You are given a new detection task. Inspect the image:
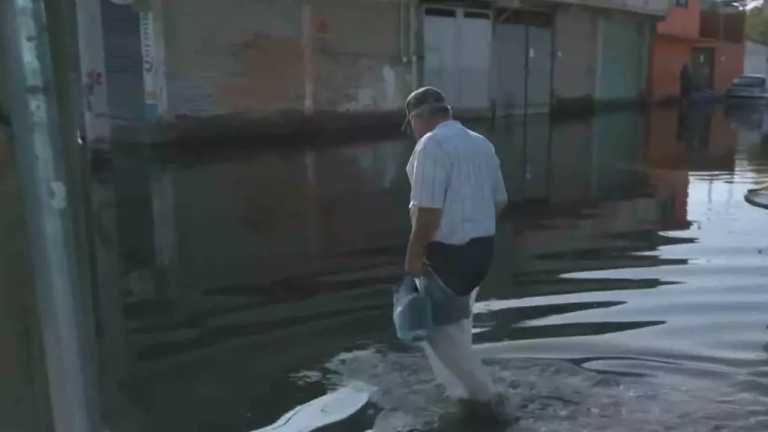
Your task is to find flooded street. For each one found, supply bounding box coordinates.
[91,104,768,431]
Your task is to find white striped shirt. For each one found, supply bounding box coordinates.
[406,120,508,245]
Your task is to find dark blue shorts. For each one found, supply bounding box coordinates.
[426,236,495,297]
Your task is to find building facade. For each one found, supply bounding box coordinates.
[650,0,745,101]
[86,0,674,139]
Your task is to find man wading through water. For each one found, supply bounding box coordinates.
[403,87,508,415]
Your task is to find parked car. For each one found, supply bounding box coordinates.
[726,75,768,99]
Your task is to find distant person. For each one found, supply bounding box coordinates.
[680,64,692,104]
[401,87,508,410]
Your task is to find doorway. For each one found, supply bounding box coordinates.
[690,47,715,91]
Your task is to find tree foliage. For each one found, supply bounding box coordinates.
[747,5,768,44]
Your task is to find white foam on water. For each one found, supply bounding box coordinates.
[312,348,768,432]
[252,383,372,432]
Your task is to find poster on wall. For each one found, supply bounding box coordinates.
[140,11,159,119]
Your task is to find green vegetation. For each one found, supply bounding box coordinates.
[747,5,768,44]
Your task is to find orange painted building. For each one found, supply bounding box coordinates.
[650,0,745,101]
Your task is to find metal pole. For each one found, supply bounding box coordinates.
[3,0,101,431]
[410,0,420,90]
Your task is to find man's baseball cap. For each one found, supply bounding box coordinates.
[402,87,450,131]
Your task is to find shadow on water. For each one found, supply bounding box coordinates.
[91,104,768,431]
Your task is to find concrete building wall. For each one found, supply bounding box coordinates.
[554,5,656,109]
[711,41,744,93]
[102,0,672,127]
[161,0,411,119]
[651,0,745,100]
[310,0,412,112]
[650,36,690,100]
[700,9,745,43]
[553,6,599,105]
[657,0,700,39]
[162,0,305,117]
[745,40,768,77]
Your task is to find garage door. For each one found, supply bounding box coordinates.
[424,7,491,111]
[495,10,553,115]
[598,16,648,101]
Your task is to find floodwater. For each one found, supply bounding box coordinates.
[97,104,768,432]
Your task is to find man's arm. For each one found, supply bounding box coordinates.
[406,136,448,274]
[405,207,442,275]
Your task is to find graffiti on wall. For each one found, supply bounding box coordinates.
[84,69,104,113]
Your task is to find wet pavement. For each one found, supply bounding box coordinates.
[80,104,768,430]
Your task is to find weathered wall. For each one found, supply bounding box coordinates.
[650,36,691,100]
[554,6,654,107]
[163,0,304,117]
[161,0,411,119]
[712,41,744,93]
[700,10,745,43]
[553,6,598,104]
[651,0,745,100]
[310,0,411,112]
[657,0,700,39]
[744,40,768,77]
[123,0,668,125]
[597,12,651,102]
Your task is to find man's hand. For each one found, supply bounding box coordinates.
[405,207,442,275]
[405,249,426,275]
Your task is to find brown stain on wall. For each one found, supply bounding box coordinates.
[217,34,306,113]
[309,0,402,111]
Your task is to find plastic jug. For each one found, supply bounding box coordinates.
[392,275,433,343]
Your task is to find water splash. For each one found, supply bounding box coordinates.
[251,382,372,432]
[308,348,768,432]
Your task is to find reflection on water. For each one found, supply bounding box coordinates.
[98,105,768,431]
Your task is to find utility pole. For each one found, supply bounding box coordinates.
[2,0,102,431]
